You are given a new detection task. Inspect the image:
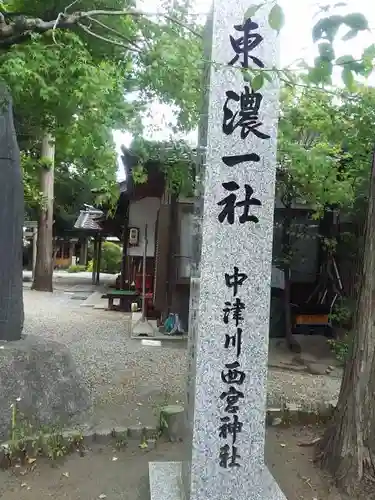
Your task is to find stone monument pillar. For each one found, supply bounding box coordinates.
[0,87,24,341]
[149,1,286,499]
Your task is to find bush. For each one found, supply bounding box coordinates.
[328,335,350,364]
[67,264,87,273]
[87,241,122,275]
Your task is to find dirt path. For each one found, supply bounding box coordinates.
[0,427,347,500]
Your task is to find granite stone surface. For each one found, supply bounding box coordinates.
[149,462,183,500]
[0,334,91,441]
[180,0,286,499]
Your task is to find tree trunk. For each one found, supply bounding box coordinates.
[31,133,55,292]
[319,152,375,493]
[281,205,300,352]
[0,87,24,341]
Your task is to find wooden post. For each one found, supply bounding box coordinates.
[32,227,37,279]
[92,236,98,285]
[96,236,102,285]
[120,199,130,290]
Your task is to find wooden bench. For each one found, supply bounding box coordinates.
[106,290,139,312]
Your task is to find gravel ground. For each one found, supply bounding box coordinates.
[23,287,341,430]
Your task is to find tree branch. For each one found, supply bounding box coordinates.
[0,9,202,46]
[77,21,135,50]
[85,16,142,52]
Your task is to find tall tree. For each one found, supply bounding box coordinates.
[0,0,202,341]
[0,29,130,290]
[276,86,354,349]
[0,0,201,293]
[313,87,375,492]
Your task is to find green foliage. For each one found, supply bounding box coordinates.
[303,7,372,87]
[0,25,132,210]
[328,301,354,364]
[268,4,285,33]
[130,137,195,195]
[67,264,87,273]
[100,241,122,274]
[278,86,355,214]
[135,1,203,130]
[0,0,205,215]
[88,241,122,274]
[328,336,350,364]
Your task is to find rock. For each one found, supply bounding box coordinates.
[159,405,184,442]
[127,426,143,440]
[265,408,282,426]
[146,438,157,450]
[306,362,330,376]
[288,336,301,354]
[0,335,91,441]
[271,417,283,426]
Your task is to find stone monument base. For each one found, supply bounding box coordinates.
[149,462,183,500]
[0,335,91,441]
[149,462,287,500]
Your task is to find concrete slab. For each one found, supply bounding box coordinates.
[80,292,107,308]
[149,462,182,500]
[132,319,157,337]
[132,334,187,341]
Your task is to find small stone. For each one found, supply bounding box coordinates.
[285,403,301,413]
[146,439,157,450]
[127,426,143,440]
[271,418,282,426]
[92,430,111,445]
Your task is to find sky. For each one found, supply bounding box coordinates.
[113,0,375,180]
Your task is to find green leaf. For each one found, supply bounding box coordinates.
[343,13,369,31]
[268,4,285,33]
[308,58,333,84]
[342,67,354,90]
[362,44,375,61]
[318,42,335,62]
[263,71,273,83]
[282,70,297,85]
[242,69,253,84]
[244,4,264,21]
[251,73,264,91]
[336,55,356,66]
[312,15,343,42]
[362,44,375,75]
[342,29,359,41]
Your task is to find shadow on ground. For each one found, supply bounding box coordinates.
[0,427,349,500]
